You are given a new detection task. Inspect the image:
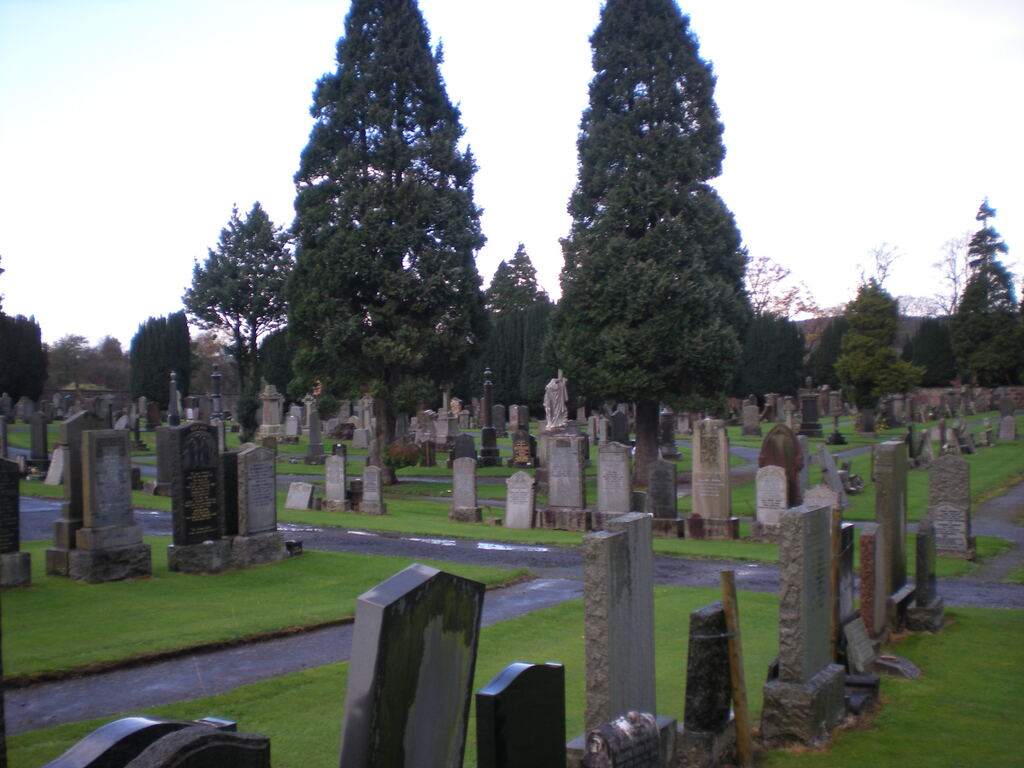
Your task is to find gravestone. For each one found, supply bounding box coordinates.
[285,481,315,510]
[284,414,299,438]
[761,504,845,746]
[757,423,802,507]
[339,564,484,768]
[859,523,888,639]
[924,453,974,557]
[753,465,787,540]
[998,414,1017,441]
[597,442,632,521]
[67,430,152,583]
[45,410,106,576]
[677,602,736,768]
[508,429,537,468]
[816,444,850,510]
[798,393,823,438]
[645,458,677,522]
[609,410,629,445]
[352,428,371,449]
[476,662,565,768]
[492,404,508,438]
[479,369,501,466]
[504,471,535,530]
[0,414,7,458]
[29,411,49,470]
[154,426,173,495]
[233,444,285,567]
[167,423,231,574]
[659,411,679,459]
[583,712,660,768]
[542,435,587,531]
[147,400,162,429]
[907,519,944,632]
[842,617,877,675]
[44,445,66,485]
[0,457,30,587]
[450,457,482,523]
[220,449,240,537]
[304,411,324,464]
[359,465,386,515]
[256,384,284,439]
[796,435,810,495]
[741,404,761,437]
[874,441,909,614]
[450,433,477,463]
[323,454,348,511]
[688,420,736,539]
[167,372,181,427]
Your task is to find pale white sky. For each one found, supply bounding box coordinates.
[1,0,1022,347]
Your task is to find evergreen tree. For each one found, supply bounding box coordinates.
[259,327,295,402]
[901,317,957,387]
[0,313,47,400]
[732,313,804,397]
[951,199,1022,384]
[288,0,486,482]
[183,202,292,402]
[549,0,748,482]
[129,312,191,407]
[806,316,849,389]
[485,243,546,314]
[835,281,923,408]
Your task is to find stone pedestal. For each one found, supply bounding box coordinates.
[760,664,845,746]
[676,718,736,768]
[231,531,287,568]
[0,551,31,587]
[906,597,945,633]
[537,507,590,531]
[449,506,482,523]
[68,542,152,584]
[167,539,233,574]
[566,715,677,768]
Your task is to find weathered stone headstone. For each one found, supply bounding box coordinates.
[167,423,230,574]
[842,617,876,675]
[583,711,660,768]
[359,465,386,515]
[543,435,587,531]
[816,444,850,510]
[924,453,974,557]
[741,404,761,437]
[352,428,371,449]
[67,429,152,583]
[659,411,679,459]
[761,504,845,746]
[677,602,736,767]
[492,403,508,438]
[597,442,632,519]
[998,414,1017,441]
[339,564,485,768]
[798,393,823,438]
[874,440,908,598]
[233,444,285,567]
[29,411,49,470]
[44,445,66,485]
[323,454,348,511]
[754,464,787,533]
[858,523,888,639]
[688,420,736,539]
[0,457,30,587]
[907,519,944,632]
[645,458,677,521]
[795,435,810,495]
[450,457,482,523]
[45,410,106,575]
[476,662,566,768]
[284,481,314,510]
[284,414,299,438]
[504,471,535,530]
[305,411,324,464]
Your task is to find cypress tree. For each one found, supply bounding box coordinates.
[288,0,486,482]
[549,0,748,482]
[129,312,191,407]
[903,317,957,387]
[732,313,804,397]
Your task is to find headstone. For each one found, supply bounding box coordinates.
[359,465,386,515]
[450,433,477,463]
[450,457,482,523]
[816,444,850,510]
[582,514,656,733]
[167,372,182,427]
[339,564,485,768]
[323,454,348,511]
[147,400,162,429]
[842,617,877,675]
[858,523,888,639]
[508,428,537,469]
[233,444,285,567]
[798,393,823,438]
[677,602,736,767]
[476,662,566,768]
[583,711,660,768]
[998,414,1017,441]
[609,410,629,445]
[155,426,173,494]
[0,457,31,587]
[29,411,49,468]
[45,410,106,576]
[597,442,632,518]
[761,504,845,746]
[689,420,736,539]
[256,384,284,439]
[285,481,315,510]
[284,414,299,438]
[504,471,535,529]
[645,458,677,520]
[545,435,587,530]
[741,404,761,437]
[659,411,679,459]
[44,445,66,485]
[68,430,152,582]
[907,520,945,632]
[759,423,801,499]
[305,411,324,464]
[754,465,787,527]
[874,440,908,596]
[924,453,974,557]
[492,404,507,437]
[795,435,810,495]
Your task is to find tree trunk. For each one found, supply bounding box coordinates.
[633,398,660,488]
[373,395,398,485]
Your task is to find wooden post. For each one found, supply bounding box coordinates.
[831,506,842,662]
[720,569,753,768]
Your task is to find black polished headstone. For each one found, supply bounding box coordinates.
[683,603,731,732]
[0,457,18,554]
[476,662,565,768]
[169,423,222,545]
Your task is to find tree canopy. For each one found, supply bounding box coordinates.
[288,0,486,479]
[183,202,292,398]
[901,317,957,387]
[0,313,47,401]
[548,0,748,480]
[806,315,849,390]
[485,243,546,314]
[731,312,804,397]
[835,280,922,408]
[129,312,191,407]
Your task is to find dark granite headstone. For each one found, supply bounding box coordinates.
[476,662,565,768]
[220,450,240,537]
[645,458,677,519]
[0,458,19,555]
[583,711,659,768]
[508,429,537,468]
[170,423,223,545]
[609,410,630,445]
[340,564,485,768]
[683,603,731,732]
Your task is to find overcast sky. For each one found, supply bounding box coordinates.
[1,0,1022,347]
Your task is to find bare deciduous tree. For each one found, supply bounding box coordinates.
[745,253,820,317]
[858,242,900,288]
[933,232,972,317]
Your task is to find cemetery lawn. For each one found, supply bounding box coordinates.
[9,596,1023,768]
[1,540,526,680]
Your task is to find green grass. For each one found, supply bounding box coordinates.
[1,539,525,679]
[10,597,1022,768]
[1006,567,1024,584]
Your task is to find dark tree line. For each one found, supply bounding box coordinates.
[129,311,191,408]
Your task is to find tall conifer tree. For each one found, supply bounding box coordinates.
[550,0,748,481]
[288,0,486,481]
